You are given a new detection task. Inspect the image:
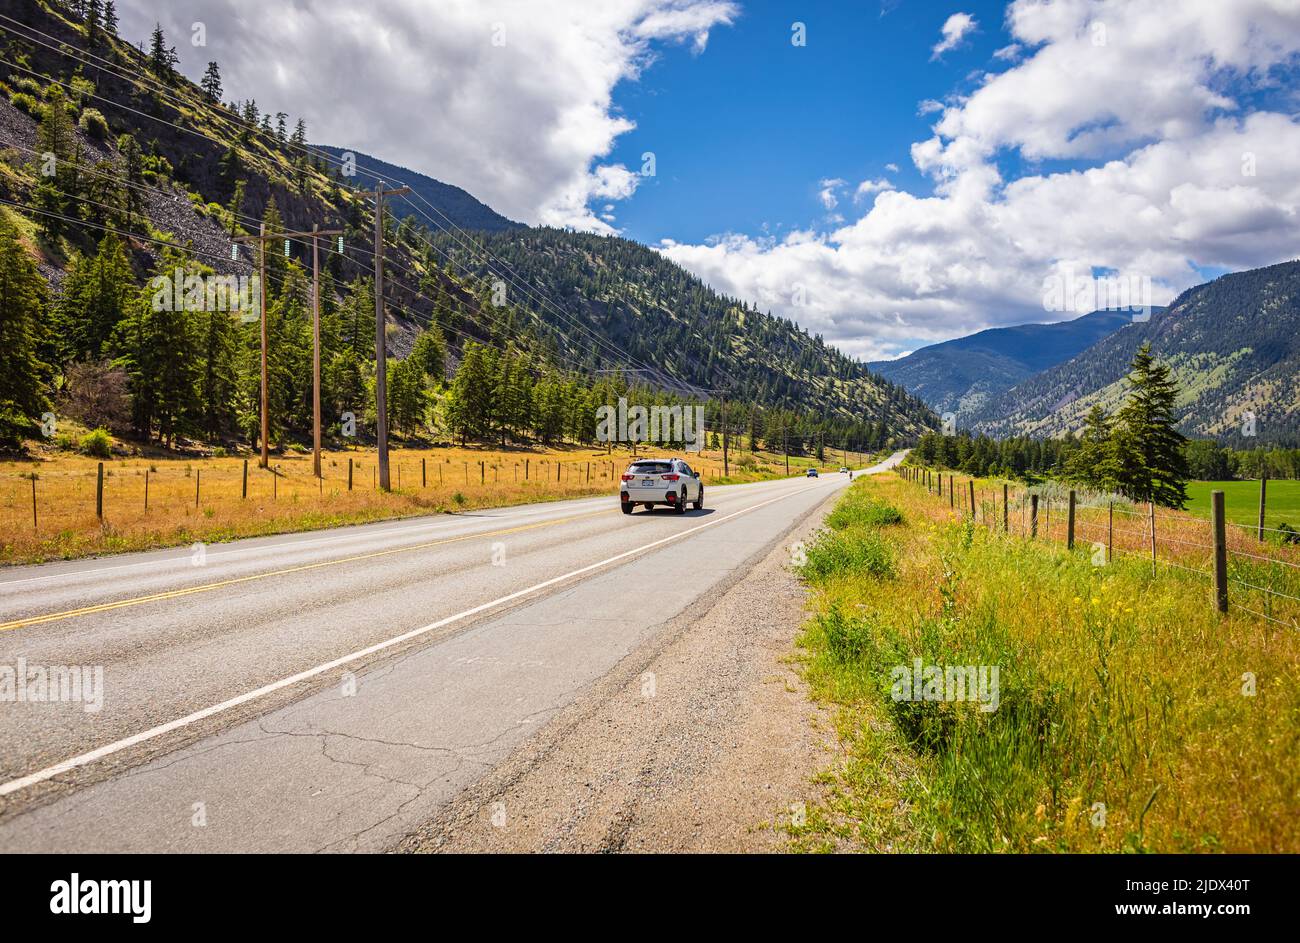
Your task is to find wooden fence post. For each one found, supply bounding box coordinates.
[1258,475,1267,542]
[195,469,201,508]
[1002,483,1008,532]
[31,476,37,531]
[242,459,248,499]
[969,479,975,519]
[526,459,530,480]
[1148,501,1157,576]
[422,458,427,488]
[96,462,104,520]
[1108,501,1113,562]
[1030,493,1038,538]
[145,469,150,510]
[347,457,353,491]
[1067,489,1076,550]
[949,476,954,509]
[1212,490,1228,613]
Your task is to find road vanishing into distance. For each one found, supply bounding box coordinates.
[0,451,906,852]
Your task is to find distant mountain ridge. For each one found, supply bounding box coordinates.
[869,308,1141,417]
[966,260,1300,444]
[315,145,523,233]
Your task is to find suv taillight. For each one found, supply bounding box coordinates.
[620,473,634,481]
[663,473,680,481]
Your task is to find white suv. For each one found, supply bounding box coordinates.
[620,458,703,514]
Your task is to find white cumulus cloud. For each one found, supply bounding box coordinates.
[116,0,738,234]
[660,0,1300,361]
[932,12,978,60]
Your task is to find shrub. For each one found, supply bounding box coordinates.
[801,527,894,581]
[78,108,109,140]
[9,92,39,117]
[13,77,41,96]
[816,604,878,665]
[827,496,903,530]
[79,427,112,458]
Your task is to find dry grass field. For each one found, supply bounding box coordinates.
[0,439,868,564]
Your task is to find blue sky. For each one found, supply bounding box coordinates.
[609,0,1008,245]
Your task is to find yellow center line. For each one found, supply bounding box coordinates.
[0,508,614,633]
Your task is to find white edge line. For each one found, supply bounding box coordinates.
[0,479,835,798]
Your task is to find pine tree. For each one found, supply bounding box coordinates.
[1064,404,1120,493]
[0,217,52,451]
[201,62,223,102]
[147,24,178,82]
[103,1,118,35]
[58,233,134,362]
[33,86,78,241]
[86,0,103,45]
[117,133,144,224]
[111,257,201,446]
[409,325,446,384]
[444,342,493,443]
[197,302,240,440]
[1112,343,1190,508]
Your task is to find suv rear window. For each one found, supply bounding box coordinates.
[629,462,672,475]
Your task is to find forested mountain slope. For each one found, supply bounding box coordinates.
[869,308,1140,417]
[0,0,935,454]
[968,261,1300,445]
[314,145,523,234]
[425,226,934,434]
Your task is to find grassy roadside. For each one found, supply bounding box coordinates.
[789,474,1300,853]
[0,442,873,565]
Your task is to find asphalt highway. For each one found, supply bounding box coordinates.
[0,451,905,851]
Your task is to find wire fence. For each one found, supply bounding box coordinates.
[897,464,1300,630]
[0,445,865,559]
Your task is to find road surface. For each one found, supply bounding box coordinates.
[0,451,905,852]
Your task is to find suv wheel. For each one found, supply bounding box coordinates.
[676,489,687,514]
[693,486,704,510]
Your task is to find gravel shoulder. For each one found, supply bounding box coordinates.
[397,484,846,853]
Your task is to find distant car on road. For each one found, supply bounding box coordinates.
[806,467,819,478]
[620,458,703,514]
[839,466,849,474]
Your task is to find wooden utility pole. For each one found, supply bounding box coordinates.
[235,222,340,471]
[721,399,729,477]
[310,224,342,478]
[245,223,269,467]
[358,182,410,491]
